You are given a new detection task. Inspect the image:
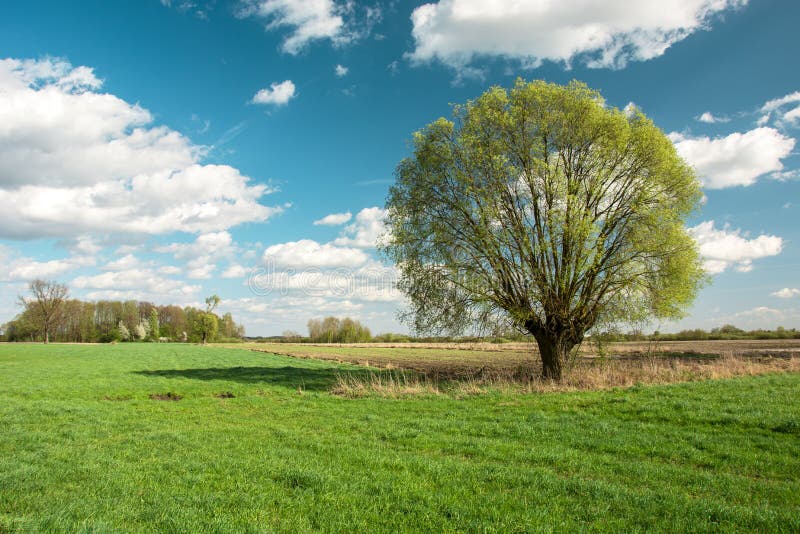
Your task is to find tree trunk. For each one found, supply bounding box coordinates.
[533,333,576,382]
[44,329,49,344]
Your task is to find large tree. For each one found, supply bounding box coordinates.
[383,79,704,381]
[20,279,69,344]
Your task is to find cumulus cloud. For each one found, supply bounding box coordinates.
[156,231,235,260]
[733,306,783,320]
[155,231,239,279]
[313,211,351,225]
[772,288,800,298]
[670,127,795,188]
[697,111,729,123]
[249,258,402,304]
[0,57,283,239]
[335,64,348,77]
[333,207,388,248]
[407,0,746,71]
[222,264,249,278]
[263,239,368,269]
[251,207,403,312]
[72,267,200,302]
[238,0,346,54]
[159,265,183,275]
[64,236,104,256]
[237,1,382,54]
[251,80,296,105]
[103,254,143,271]
[760,91,800,126]
[7,259,79,282]
[689,220,782,274]
[0,244,93,282]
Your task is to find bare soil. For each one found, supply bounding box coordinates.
[149,392,182,401]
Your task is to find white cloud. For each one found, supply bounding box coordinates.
[64,236,104,256]
[0,57,283,239]
[697,111,729,123]
[251,80,296,105]
[0,165,284,238]
[222,264,249,278]
[733,306,783,319]
[156,231,235,260]
[670,127,795,188]
[72,268,200,301]
[689,220,783,274]
[103,254,142,271]
[238,0,345,54]
[772,169,800,181]
[407,0,746,71]
[115,244,143,255]
[155,231,243,280]
[159,265,183,275]
[335,64,348,77]
[333,206,387,248]
[313,211,351,225]
[762,92,800,113]
[7,260,78,281]
[0,244,92,282]
[784,106,800,124]
[263,239,368,268]
[0,58,193,189]
[248,259,402,303]
[760,91,800,125]
[772,288,800,299]
[187,263,216,279]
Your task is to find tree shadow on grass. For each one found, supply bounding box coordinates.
[134,366,374,392]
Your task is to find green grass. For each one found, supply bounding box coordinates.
[0,343,798,532]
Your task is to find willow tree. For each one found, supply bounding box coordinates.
[382,79,704,381]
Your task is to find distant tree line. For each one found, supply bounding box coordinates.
[0,280,244,343]
[256,324,800,345]
[306,317,372,343]
[594,324,800,342]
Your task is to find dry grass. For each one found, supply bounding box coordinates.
[331,352,800,398]
[231,339,800,380]
[224,339,800,397]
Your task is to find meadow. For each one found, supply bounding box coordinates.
[1,342,799,532]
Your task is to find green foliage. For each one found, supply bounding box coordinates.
[205,294,221,313]
[635,326,800,342]
[0,343,798,531]
[148,308,160,341]
[192,312,219,344]
[307,316,372,343]
[384,79,705,379]
[3,297,243,343]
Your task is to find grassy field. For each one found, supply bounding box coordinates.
[1,342,799,532]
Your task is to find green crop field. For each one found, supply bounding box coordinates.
[1,342,799,532]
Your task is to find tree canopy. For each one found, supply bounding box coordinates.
[5,289,244,344]
[18,279,69,344]
[383,79,705,380]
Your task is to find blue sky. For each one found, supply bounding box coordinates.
[0,0,799,335]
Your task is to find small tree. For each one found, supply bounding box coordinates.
[205,294,220,313]
[118,321,131,341]
[148,309,160,340]
[19,279,69,343]
[383,79,704,381]
[193,313,218,344]
[133,321,148,341]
